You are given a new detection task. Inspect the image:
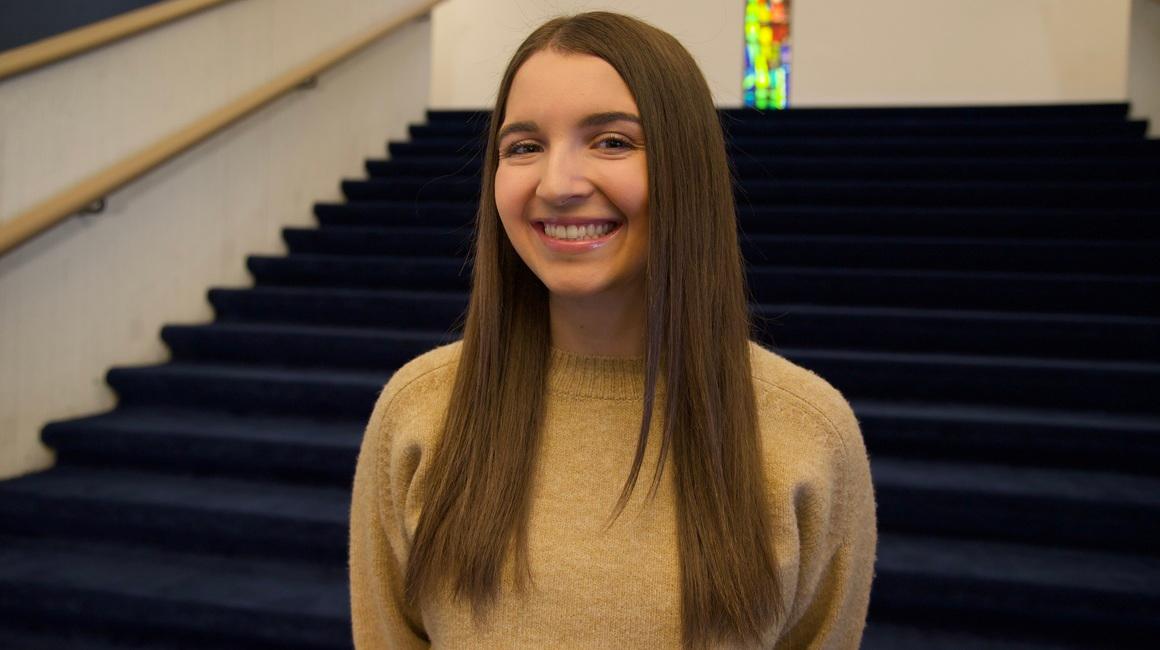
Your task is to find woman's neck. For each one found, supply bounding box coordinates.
[548,286,646,358]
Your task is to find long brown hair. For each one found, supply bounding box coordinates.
[404,12,784,649]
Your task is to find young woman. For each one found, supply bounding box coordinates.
[350,11,877,650]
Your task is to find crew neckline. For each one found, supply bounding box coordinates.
[547,346,662,400]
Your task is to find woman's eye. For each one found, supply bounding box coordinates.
[500,136,636,158]
[596,136,632,150]
[501,142,540,157]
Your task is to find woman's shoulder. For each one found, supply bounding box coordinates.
[746,339,861,453]
[375,339,464,417]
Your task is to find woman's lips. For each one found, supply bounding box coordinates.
[533,221,623,253]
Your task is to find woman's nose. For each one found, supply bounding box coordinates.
[535,146,594,206]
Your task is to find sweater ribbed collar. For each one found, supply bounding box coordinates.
[547,346,663,400]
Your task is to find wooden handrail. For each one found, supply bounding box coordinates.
[0,0,440,258]
[0,0,238,82]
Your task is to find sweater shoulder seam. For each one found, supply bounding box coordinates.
[751,373,855,544]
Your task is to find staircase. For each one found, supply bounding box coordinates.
[1,103,1158,649]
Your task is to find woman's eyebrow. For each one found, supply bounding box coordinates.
[497,112,642,141]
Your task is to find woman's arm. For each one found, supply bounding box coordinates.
[349,385,432,649]
[776,397,879,650]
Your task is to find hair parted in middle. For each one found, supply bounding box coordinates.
[403,12,786,650]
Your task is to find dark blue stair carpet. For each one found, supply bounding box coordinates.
[0,534,348,649]
[314,202,1160,239]
[3,102,1158,647]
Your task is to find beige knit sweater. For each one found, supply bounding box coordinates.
[349,340,877,649]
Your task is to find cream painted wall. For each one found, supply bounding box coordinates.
[792,0,1131,106]
[429,0,745,109]
[1129,0,1160,135]
[428,0,1133,109]
[0,0,432,479]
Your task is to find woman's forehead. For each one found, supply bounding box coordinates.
[503,50,639,126]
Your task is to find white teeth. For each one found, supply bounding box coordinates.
[543,222,615,241]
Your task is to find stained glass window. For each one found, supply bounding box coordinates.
[743,0,791,110]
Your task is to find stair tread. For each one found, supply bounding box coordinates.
[0,534,348,618]
[165,320,451,342]
[233,263,1160,283]
[851,399,1160,432]
[783,346,1160,373]
[871,456,1160,506]
[168,320,1160,368]
[285,226,1160,248]
[223,278,1160,327]
[0,466,350,522]
[109,360,392,384]
[877,532,1160,595]
[861,622,1081,650]
[52,403,361,443]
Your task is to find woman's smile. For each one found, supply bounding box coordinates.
[533,218,625,251]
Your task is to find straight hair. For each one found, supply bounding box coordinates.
[404,12,784,649]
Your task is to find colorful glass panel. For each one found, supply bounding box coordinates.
[744,0,791,110]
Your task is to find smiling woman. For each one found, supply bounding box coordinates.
[349,11,877,650]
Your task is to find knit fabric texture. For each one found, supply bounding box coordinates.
[349,339,877,649]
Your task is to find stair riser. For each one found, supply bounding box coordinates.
[749,270,1160,317]
[0,587,348,650]
[370,157,1160,182]
[42,424,357,486]
[314,202,1160,239]
[233,268,1160,317]
[106,367,384,419]
[209,289,466,330]
[341,178,1160,208]
[861,413,1160,475]
[162,325,447,370]
[870,573,1160,646]
[389,139,1160,159]
[0,497,345,564]
[876,488,1160,554]
[162,316,1160,376]
[410,120,1149,140]
[428,105,1133,123]
[282,229,1160,275]
[804,355,1160,416]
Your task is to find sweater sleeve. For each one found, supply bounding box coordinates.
[349,382,431,649]
[775,394,878,650]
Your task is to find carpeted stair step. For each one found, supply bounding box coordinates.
[859,622,1083,650]
[853,399,1160,475]
[42,407,362,484]
[188,288,1160,364]
[0,534,349,649]
[209,285,466,329]
[314,201,1160,240]
[249,254,469,291]
[388,135,1160,159]
[0,621,191,650]
[0,467,349,563]
[340,176,1160,208]
[162,321,451,369]
[871,532,1160,647]
[225,265,1160,318]
[792,347,1160,415]
[743,267,1160,316]
[368,154,1160,181]
[283,225,473,259]
[282,228,1160,275]
[426,102,1135,124]
[409,117,1149,140]
[872,457,1160,554]
[106,361,388,418]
